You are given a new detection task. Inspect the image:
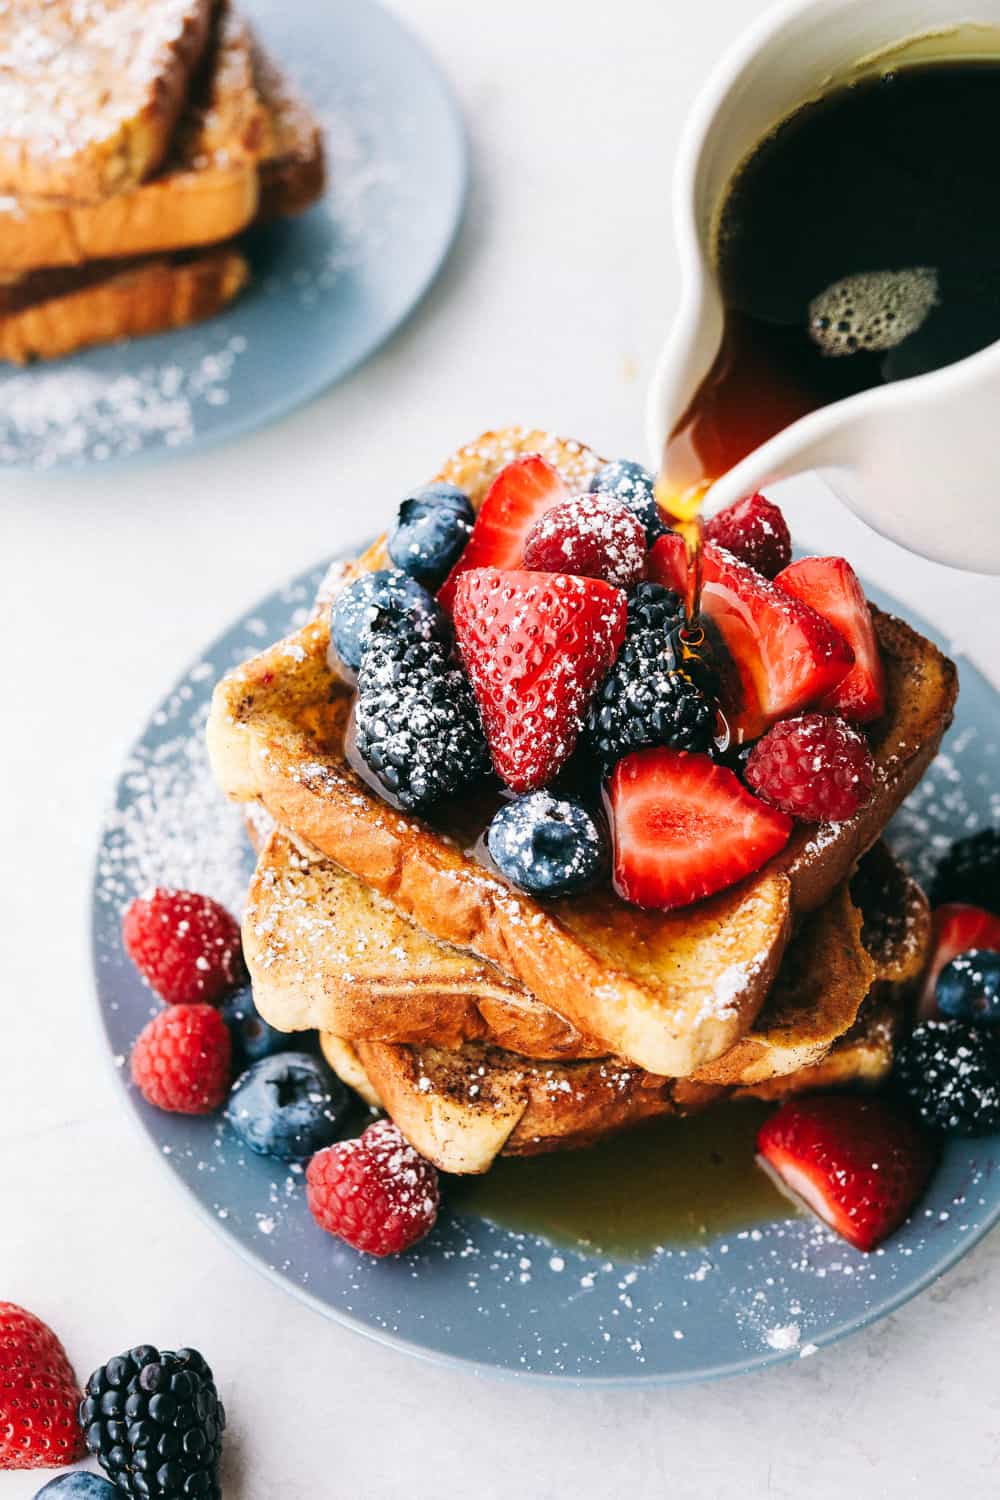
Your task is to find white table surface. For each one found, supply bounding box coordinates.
[3,1,999,1495]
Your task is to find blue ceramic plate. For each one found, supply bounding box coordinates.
[91,562,1000,1384]
[0,0,466,473]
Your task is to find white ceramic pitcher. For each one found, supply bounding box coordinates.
[646,0,1000,572]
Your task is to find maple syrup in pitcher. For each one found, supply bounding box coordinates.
[655,56,1000,604]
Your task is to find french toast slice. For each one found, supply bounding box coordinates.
[0,0,215,203]
[0,246,248,363]
[0,5,264,272]
[208,428,956,1078]
[318,847,928,1171]
[252,44,326,221]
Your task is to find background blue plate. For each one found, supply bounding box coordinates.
[0,0,466,473]
[91,562,1000,1384]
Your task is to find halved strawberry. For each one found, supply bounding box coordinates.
[648,533,854,740]
[452,568,627,792]
[756,1095,935,1252]
[777,556,886,722]
[607,747,792,910]
[437,455,568,611]
[918,902,1000,1018]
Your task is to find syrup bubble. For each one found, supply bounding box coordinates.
[807,267,939,357]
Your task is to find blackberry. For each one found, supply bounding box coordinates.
[80,1345,224,1500]
[355,628,489,811]
[894,1019,1000,1136]
[587,584,712,768]
[930,828,1000,915]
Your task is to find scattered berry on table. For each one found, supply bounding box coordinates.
[744,712,875,822]
[328,569,447,673]
[452,567,627,792]
[131,1004,231,1115]
[704,491,791,578]
[121,889,245,1007]
[756,1095,935,1252]
[608,747,792,910]
[0,1303,85,1470]
[487,792,606,897]
[221,989,296,1068]
[387,483,474,589]
[894,1019,1000,1136]
[777,554,886,721]
[306,1118,441,1256]
[354,627,490,811]
[930,828,1000,915]
[437,454,569,610]
[587,584,712,767]
[80,1345,224,1500]
[589,458,667,542]
[522,492,646,588]
[33,1476,118,1497]
[935,949,1000,1025]
[919,902,1000,1018]
[649,533,855,740]
[227,1052,350,1161]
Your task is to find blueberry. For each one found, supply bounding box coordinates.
[936,949,1000,1024]
[226,1052,350,1161]
[33,1476,119,1499]
[222,989,299,1067]
[328,569,447,673]
[486,793,606,898]
[590,459,667,542]
[387,483,474,589]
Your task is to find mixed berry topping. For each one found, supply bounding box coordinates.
[387,482,474,589]
[306,1118,441,1256]
[776,554,886,722]
[226,1052,351,1161]
[936,949,1000,1025]
[486,792,606,898]
[930,827,1000,914]
[354,627,490,811]
[895,1019,1000,1136]
[522,492,646,588]
[588,457,667,542]
[438,453,569,609]
[329,568,446,674]
[919,901,1000,1017]
[80,1345,224,1500]
[704,490,792,578]
[744,712,875,823]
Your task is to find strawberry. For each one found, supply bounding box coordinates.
[452,568,627,792]
[918,902,1000,1018]
[0,1302,86,1470]
[703,491,791,578]
[437,455,568,611]
[777,555,886,722]
[756,1095,935,1252]
[648,533,854,740]
[607,747,792,910]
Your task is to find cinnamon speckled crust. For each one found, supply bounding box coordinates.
[209,429,954,1078]
[0,246,247,363]
[0,0,215,203]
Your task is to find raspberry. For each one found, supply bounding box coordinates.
[122,888,246,1005]
[0,1302,86,1470]
[744,712,875,822]
[306,1119,440,1256]
[131,1004,231,1114]
[522,493,646,588]
[704,492,792,578]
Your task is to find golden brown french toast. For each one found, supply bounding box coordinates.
[0,0,216,203]
[208,428,955,1078]
[0,246,248,363]
[252,43,325,221]
[318,847,928,1172]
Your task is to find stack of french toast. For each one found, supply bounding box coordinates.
[207,428,957,1175]
[0,0,324,363]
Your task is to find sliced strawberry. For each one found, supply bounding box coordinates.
[918,902,1000,1018]
[607,747,792,910]
[437,455,569,611]
[648,533,854,740]
[777,555,886,722]
[756,1095,935,1252]
[452,568,627,792]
